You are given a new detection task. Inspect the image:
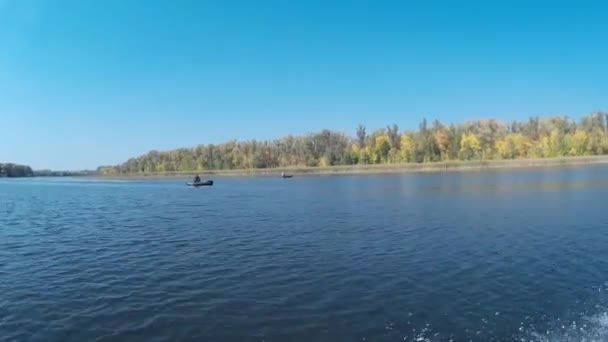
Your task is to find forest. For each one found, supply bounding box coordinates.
[0,163,34,177]
[97,113,608,175]
[33,170,95,177]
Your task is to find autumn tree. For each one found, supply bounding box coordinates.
[98,112,608,174]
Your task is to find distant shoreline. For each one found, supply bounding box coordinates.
[95,155,608,179]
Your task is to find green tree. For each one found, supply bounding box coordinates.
[356,125,367,148]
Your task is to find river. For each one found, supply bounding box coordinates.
[2,165,608,341]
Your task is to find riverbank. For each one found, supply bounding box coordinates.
[0,163,34,178]
[96,155,608,179]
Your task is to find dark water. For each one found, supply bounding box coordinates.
[2,166,608,342]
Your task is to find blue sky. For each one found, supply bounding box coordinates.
[1,0,607,170]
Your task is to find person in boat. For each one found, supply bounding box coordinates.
[281,172,285,178]
[193,174,201,183]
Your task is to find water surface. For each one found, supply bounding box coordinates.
[2,166,608,341]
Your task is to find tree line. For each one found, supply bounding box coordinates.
[97,112,608,175]
[33,170,95,177]
[0,163,34,177]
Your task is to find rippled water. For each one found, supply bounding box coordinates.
[2,166,608,341]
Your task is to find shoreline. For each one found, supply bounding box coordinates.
[95,155,608,179]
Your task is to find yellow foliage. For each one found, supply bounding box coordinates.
[399,135,411,151]
[495,133,532,159]
[318,156,330,167]
[563,129,588,156]
[461,133,481,150]
[375,135,390,147]
[388,148,400,163]
[373,134,391,163]
[573,129,588,155]
[602,134,608,153]
[547,130,563,156]
[540,136,552,157]
[459,133,481,160]
[358,147,372,164]
[587,128,605,154]
[528,141,543,159]
[495,139,509,159]
[399,135,413,162]
[513,133,531,157]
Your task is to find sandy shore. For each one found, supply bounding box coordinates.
[95,155,608,179]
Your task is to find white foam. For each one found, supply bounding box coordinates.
[396,309,608,342]
[522,311,608,342]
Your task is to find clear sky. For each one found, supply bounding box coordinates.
[1,0,607,170]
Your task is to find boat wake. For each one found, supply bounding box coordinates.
[522,312,608,342]
[397,310,608,342]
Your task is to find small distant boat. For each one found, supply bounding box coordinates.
[280,173,293,178]
[186,180,214,187]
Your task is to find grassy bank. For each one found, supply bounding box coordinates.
[97,155,608,179]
